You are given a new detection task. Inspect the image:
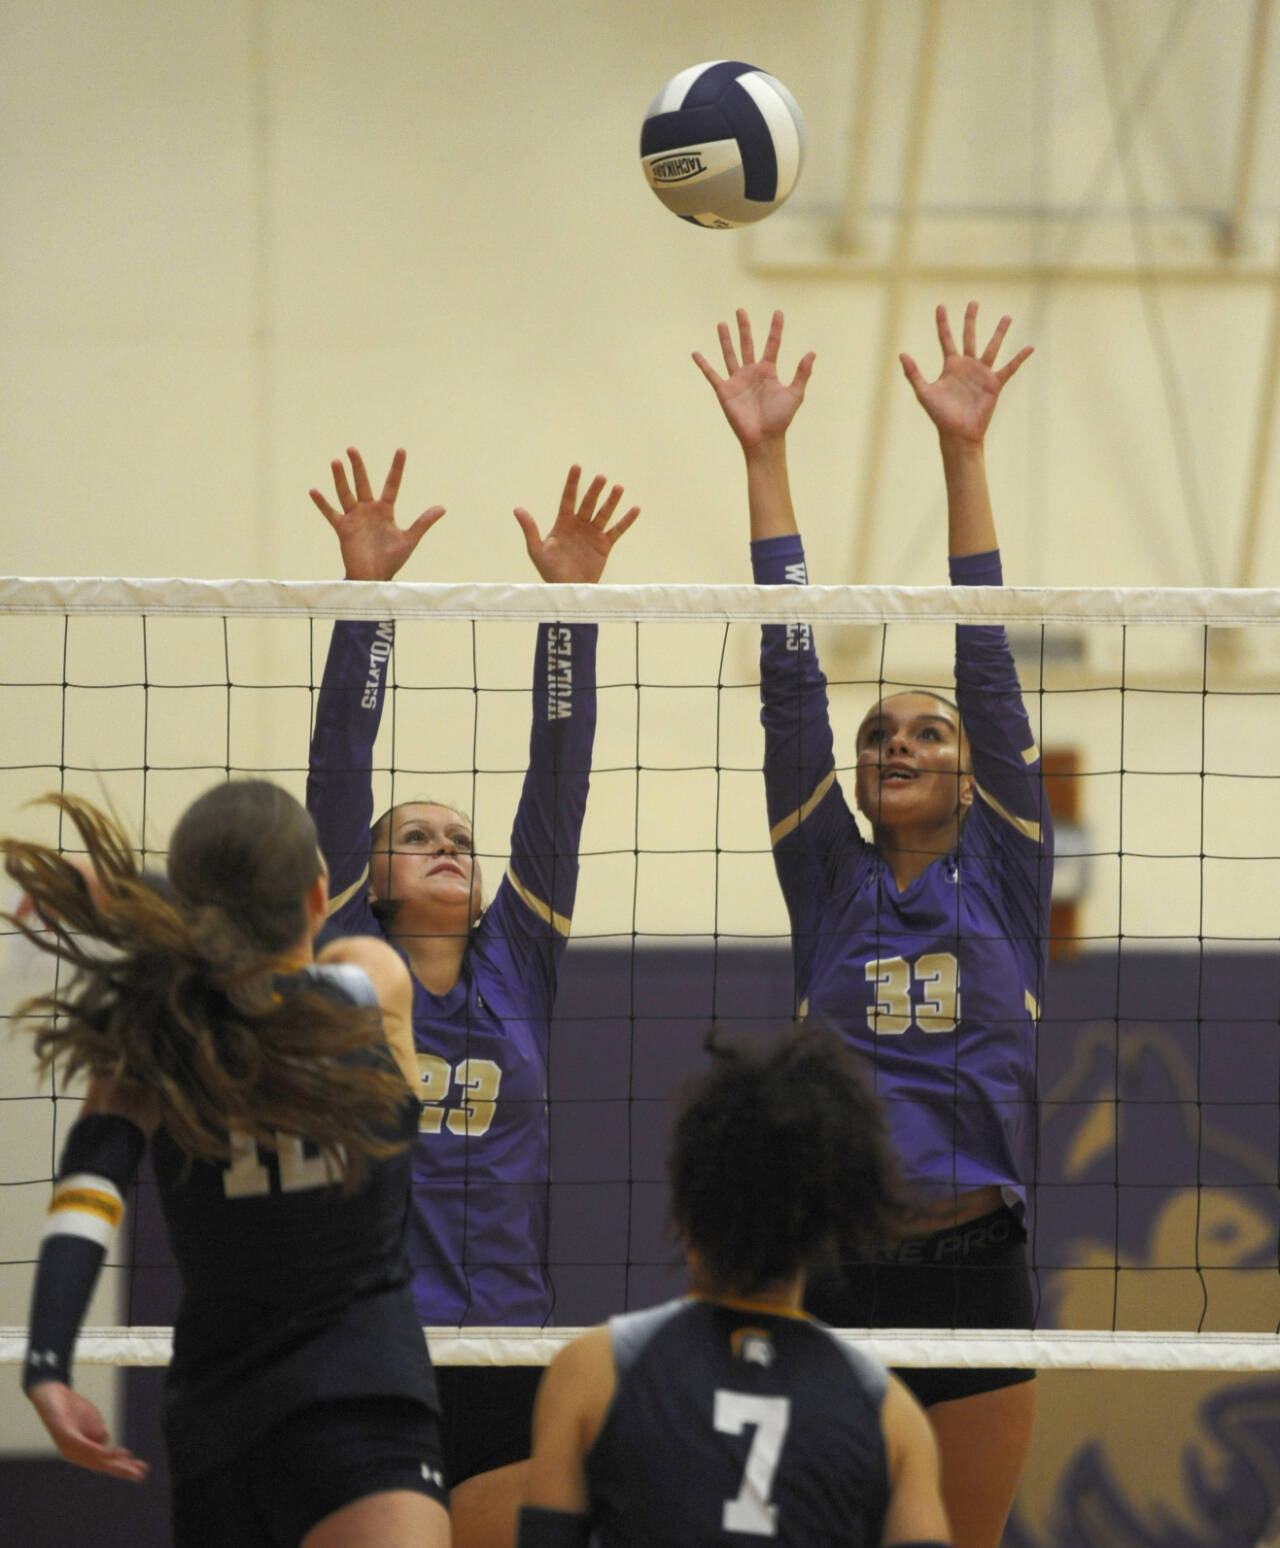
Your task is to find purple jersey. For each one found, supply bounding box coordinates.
[307,619,596,1325]
[752,536,1052,1213]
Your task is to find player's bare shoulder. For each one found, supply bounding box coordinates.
[532,1324,617,1460]
[318,933,410,997]
[316,935,416,1086]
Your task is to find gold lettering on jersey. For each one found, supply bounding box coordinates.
[417,1054,452,1135]
[447,1058,501,1137]
[866,953,960,1035]
[417,1053,503,1139]
[865,956,912,1035]
[915,952,959,1033]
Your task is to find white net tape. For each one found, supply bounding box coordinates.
[3,574,1280,624]
[2,1327,1279,1371]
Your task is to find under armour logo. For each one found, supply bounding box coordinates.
[421,1462,445,1488]
[28,1349,60,1370]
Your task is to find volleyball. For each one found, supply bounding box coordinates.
[640,60,806,229]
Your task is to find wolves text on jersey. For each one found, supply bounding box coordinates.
[361,622,395,710]
[546,626,573,721]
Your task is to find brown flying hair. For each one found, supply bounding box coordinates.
[3,782,411,1188]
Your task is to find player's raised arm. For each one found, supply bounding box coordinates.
[693,307,815,541]
[306,446,448,938]
[899,301,1032,558]
[494,464,639,985]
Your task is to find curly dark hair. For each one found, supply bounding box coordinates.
[669,1022,905,1296]
[4,783,411,1188]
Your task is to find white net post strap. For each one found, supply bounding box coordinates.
[3,1328,1280,1371]
[2,575,1280,625]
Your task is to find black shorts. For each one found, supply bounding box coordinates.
[170,1396,447,1548]
[804,1207,1035,1408]
[435,1364,542,1487]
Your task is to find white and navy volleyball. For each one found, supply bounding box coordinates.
[640,60,806,229]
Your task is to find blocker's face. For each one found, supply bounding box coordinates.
[853,693,973,832]
[369,803,483,925]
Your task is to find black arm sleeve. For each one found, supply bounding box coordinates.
[516,1506,593,1548]
[23,1113,146,1392]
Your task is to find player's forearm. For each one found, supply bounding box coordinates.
[940,435,998,558]
[751,536,838,840]
[307,621,388,857]
[25,1112,146,1393]
[310,621,392,773]
[744,438,799,541]
[529,623,596,740]
[512,623,596,925]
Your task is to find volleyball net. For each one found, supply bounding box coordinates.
[2,575,1279,1373]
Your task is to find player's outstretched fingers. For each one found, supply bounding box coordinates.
[379,448,408,505]
[996,344,1035,385]
[962,299,979,356]
[761,308,786,365]
[347,447,374,504]
[717,319,741,375]
[790,350,816,394]
[605,504,641,546]
[736,308,757,366]
[574,474,608,524]
[935,303,958,360]
[981,313,1012,366]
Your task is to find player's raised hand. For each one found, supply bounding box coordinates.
[899,302,1033,446]
[27,1382,150,1482]
[514,465,640,584]
[310,447,446,582]
[693,308,815,452]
